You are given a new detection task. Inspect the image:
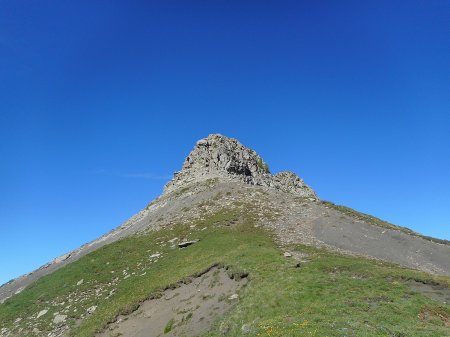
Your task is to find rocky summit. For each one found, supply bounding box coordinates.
[164,134,317,198]
[1,134,449,337]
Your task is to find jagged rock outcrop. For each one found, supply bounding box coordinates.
[164,134,317,198]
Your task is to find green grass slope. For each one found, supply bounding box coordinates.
[1,208,449,337]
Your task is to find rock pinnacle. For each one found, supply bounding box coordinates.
[164,134,317,198]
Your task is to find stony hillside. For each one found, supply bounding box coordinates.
[1,134,449,337]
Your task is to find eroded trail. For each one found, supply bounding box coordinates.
[96,266,248,337]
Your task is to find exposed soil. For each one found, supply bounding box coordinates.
[310,202,450,275]
[96,266,248,337]
[406,279,450,305]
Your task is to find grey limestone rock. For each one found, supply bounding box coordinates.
[178,240,199,248]
[36,309,48,319]
[53,314,67,325]
[86,305,97,315]
[164,134,317,198]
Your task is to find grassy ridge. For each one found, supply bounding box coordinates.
[0,209,449,336]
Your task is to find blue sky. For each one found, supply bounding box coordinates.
[0,1,449,285]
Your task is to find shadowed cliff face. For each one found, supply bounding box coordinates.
[164,134,317,198]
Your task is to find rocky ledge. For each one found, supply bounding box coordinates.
[164,134,317,198]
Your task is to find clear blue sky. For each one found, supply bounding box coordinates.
[0,1,449,285]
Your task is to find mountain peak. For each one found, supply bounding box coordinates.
[164,134,317,198]
[185,134,270,176]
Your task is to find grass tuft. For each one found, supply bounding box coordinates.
[164,318,175,333]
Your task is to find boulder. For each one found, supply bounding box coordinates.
[178,240,199,248]
[53,314,67,324]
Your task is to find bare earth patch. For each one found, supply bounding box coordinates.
[96,266,248,337]
[406,279,450,305]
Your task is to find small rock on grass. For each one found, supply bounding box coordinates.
[178,240,199,248]
[86,306,97,315]
[53,314,67,324]
[228,294,239,300]
[36,309,48,319]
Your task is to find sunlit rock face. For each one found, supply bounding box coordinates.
[164,134,317,198]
